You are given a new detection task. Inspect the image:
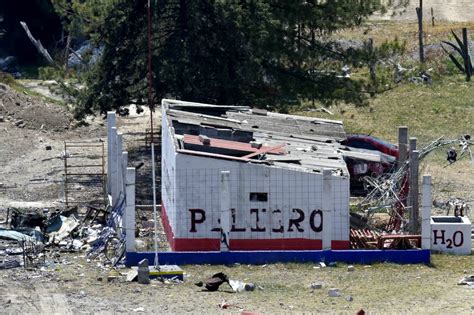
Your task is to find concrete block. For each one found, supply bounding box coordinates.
[431,216,472,255]
[137,259,150,284]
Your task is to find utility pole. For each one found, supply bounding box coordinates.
[416,0,424,63]
[147,0,154,144]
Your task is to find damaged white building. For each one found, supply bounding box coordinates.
[161,99,354,251]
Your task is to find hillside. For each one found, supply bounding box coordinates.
[377,0,474,22]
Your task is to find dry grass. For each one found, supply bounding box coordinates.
[4,253,473,314]
[335,21,474,53]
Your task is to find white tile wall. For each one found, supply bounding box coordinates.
[162,108,349,246]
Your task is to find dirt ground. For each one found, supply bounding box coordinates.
[1,254,474,314]
[1,83,474,314]
[377,0,474,22]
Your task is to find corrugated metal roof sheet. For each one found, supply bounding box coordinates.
[162,99,349,175]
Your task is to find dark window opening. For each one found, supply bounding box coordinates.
[250,192,268,202]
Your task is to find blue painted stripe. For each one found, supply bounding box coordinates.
[126,249,430,266]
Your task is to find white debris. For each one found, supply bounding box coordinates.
[328,288,341,297]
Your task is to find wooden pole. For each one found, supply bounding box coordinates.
[462,28,472,81]
[368,38,376,82]
[431,7,435,27]
[416,0,424,63]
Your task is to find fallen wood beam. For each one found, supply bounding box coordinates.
[242,143,286,159]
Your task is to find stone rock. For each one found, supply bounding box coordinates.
[137,259,150,285]
[310,282,322,290]
[45,145,52,150]
[244,283,255,291]
[348,265,355,272]
[14,119,23,126]
[0,116,4,122]
[345,295,353,302]
[328,288,341,297]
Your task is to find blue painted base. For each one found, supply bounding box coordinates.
[126,249,430,266]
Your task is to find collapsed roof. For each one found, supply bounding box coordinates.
[162,99,392,176]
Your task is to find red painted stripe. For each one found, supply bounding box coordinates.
[174,238,221,251]
[160,204,175,250]
[230,238,322,250]
[331,240,350,250]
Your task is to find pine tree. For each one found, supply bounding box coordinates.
[54,0,398,119]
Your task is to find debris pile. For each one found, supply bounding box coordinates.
[0,204,125,270]
[354,135,473,238]
[433,198,471,217]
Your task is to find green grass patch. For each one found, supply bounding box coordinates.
[296,75,473,146]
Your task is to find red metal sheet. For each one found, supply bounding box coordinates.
[183,134,286,155]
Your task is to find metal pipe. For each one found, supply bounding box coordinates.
[151,144,159,269]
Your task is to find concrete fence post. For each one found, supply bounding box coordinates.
[220,171,231,251]
[410,149,420,233]
[121,151,128,227]
[407,137,417,227]
[106,112,116,195]
[421,175,432,250]
[110,127,119,206]
[116,132,124,201]
[125,167,136,252]
[322,170,333,250]
[398,126,408,169]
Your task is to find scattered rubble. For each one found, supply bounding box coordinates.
[328,288,341,297]
[458,275,474,286]
[310,282,323,290]
[0,204,126,272]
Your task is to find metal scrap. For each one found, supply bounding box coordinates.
[356,135,473,233]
